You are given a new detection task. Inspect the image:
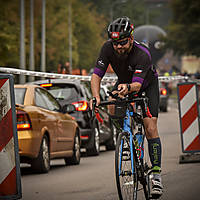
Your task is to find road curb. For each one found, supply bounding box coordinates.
[179,153,200,164]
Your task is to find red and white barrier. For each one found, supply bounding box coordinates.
[177,82,200,153]
[0,75,21,199]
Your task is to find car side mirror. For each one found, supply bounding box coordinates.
[62,104,76,114]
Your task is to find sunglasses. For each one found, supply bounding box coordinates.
[112,38,129,46]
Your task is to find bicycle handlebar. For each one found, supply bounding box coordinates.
[100,97,152,118]
[92,91,152,120]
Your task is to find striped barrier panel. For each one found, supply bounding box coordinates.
[177,81,200,153]
[0,74,22,199]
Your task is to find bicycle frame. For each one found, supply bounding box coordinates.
[119,104,144,177]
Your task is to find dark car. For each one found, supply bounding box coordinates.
[28,79,117,156]
[159,81,169,112]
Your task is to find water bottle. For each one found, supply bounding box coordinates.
[135,132,144,159]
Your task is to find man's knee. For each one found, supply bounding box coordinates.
[145,123,158,138]
[146,126,157,135]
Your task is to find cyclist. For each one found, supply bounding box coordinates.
[90,16,163,198]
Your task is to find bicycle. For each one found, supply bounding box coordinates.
[92,91,154,200]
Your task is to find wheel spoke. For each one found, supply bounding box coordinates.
[95,127,100,151]
[42,138,49,169]
[113,124,117,146]
[75,135,80,159]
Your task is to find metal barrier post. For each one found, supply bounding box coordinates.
[0,74,22,199]
[177,81,200,163]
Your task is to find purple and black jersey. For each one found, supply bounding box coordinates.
[93,40,158,91]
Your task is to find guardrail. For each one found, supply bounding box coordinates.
[0,67,188,83]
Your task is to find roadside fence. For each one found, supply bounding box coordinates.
[0,67,188,83]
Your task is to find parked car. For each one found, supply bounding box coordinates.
[14,84,81,173]
[28,79,117,155]
[159,81,169,112]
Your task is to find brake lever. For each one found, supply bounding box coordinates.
[92,97,97,117]
[92,97,103,124]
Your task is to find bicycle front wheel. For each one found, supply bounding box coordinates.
[115,132,138,200]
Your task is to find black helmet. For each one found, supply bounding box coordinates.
[108,17,134,40]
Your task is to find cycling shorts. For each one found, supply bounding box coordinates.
[112,77,160,118]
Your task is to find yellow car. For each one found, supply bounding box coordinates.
[14,84,81,173]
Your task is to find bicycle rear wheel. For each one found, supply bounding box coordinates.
[115,132,138,200]
[142,172,151,200]
[141,130,151,200]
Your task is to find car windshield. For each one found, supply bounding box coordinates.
[14,88,26,104]
[48,86,77,100]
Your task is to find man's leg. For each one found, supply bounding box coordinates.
[143,117,161,167]
[144,117,163,198]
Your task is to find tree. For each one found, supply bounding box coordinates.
[0,1,20,66]
[2,0,168,73]
[72,1,106,71]
[44,0,106,72]
[0,0,107,73]
[163,0,200,57]
[82,0,147,27]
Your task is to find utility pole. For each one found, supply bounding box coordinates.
[68,3,72,74]
[20,0,25,83]
[29,0,35,81]
[41,0,46,72]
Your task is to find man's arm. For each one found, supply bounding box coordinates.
[90,73,102,108]
[129,82,142,92]
[91,73,101,98]
[118,82,142,96]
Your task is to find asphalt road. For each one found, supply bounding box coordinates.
[20,99,200,200]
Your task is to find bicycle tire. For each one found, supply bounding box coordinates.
[143,173,151,200]
[140,127,151,200]
[140,161,151,200]
[115,132,138,200]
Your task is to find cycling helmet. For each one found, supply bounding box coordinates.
[108,17,134,40]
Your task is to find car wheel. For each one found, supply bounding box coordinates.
[31,135,50,173]
[86,121,100,156]
[65,130,81,165]
[160,106,167,112]
[106,122,117,151]
[163,106,168,112]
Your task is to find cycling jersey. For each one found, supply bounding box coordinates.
[93,40,160,117]
[93,40,158,91]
